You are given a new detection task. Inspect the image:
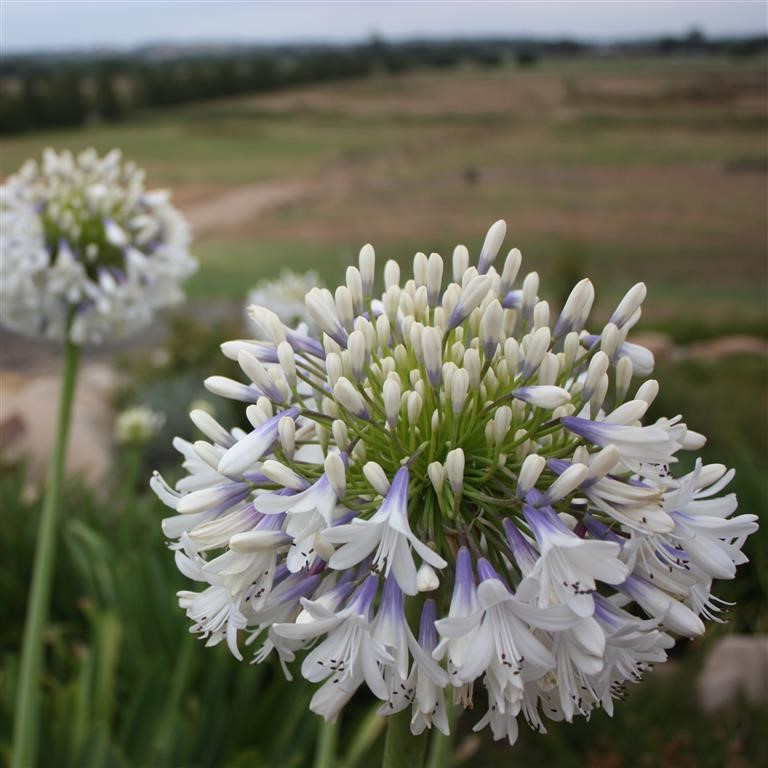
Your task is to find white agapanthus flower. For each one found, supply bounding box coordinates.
[0,148,196,344]
[114,405,166,445]
[247,269,321,329]
[153,220,758,742]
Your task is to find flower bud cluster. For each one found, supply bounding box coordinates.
[153,221,757,741]
[1,148,196,343]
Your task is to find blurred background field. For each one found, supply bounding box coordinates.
[1,17,767,768]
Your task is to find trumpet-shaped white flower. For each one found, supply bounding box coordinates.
[273,575,393,720]
[1,148,195,343]
[153,219,757,742]
[325,467,447,594]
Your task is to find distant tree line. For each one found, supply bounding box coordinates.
[0,34,765,135]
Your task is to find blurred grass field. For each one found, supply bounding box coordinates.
[2,55,767,336]
[2,54,767,767]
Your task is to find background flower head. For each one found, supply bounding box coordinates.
[0,147,196,344]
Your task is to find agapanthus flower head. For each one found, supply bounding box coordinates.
[114,405,165,445]
[0,148,196,343]
[154,221,758,742]
[247,269,322,329]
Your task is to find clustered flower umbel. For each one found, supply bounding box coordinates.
[153,221,758,743]
[247,269,321,329]
[0,148,196,344]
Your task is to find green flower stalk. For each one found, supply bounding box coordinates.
[6,148,194,766]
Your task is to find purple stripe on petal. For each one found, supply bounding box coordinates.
[348,573,380,617]
[453,546,477,604]
[582,514,624,544]
[503,518,539,574]
[477,557,502,583]
[380,573,405,618]
[418,598,438,651]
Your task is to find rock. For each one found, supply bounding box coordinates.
[697,634,768,712]
[0,363,117,490]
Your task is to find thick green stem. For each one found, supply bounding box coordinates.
[12,337,81,768]
[426,694,455,768]
[314,717,339,768]
[382,708,428,768]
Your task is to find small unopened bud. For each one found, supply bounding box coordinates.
[586,445,620,481]
[463,348,481,389]
[363,461,390,495]
[307,287,347,345]
[351,440,366,463]
[193,440,221,471]
[428,461,446,493]
[407,390,423,424]
[616,355,633,402]
[537,352,559,386]
[448,274,492,330]
[190,409,234,447]
[604,399,649,425]
[261,459,306,491]
[451,368,470,413]
[324,452,346,497]
[426,252,443,306]
[413,251,428,286]
[384,259,400,289]
[590,374,609,417]
[680,429,707,450]
[278,416,296,459]
[540,463,589,505]
[517,454,545,497]
[359,244,375,295]
[521,327,550,379]
[238,351,284,403]
[331,419,350,451]
[421,326,443,386]
[521,271,539,317]
[493,406,512,443]
[610,282,647,328]
[533,300,549,330]
[499,248,522,296]
[383,377,402,427]
[583,351,610,401]
[477,219,506,274]
[414,285,428,317]
[600,323,621,358]
[446,448,465,493]
[325,352,343,388]
[416,563,440,592]
[346,266,364,315]
[276,341,297,389]
[504,337,519,374]
[229,530,290,553]
[452,244,469,282]
[513,385,571,410]
[554,278,594,337]
[376,313,391,347]
[334,377,369,419]
[636,379,660,406]
[347,330,367,381]
[563,331,581,368]
[479,299,503,358]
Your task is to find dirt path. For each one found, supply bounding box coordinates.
[180,180,314,237]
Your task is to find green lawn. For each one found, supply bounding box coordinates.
[2,55,766,336]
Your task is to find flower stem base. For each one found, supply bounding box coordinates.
[12,337,80,768]
[382,708,428,768]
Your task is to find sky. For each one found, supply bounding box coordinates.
[1,1,766,53]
